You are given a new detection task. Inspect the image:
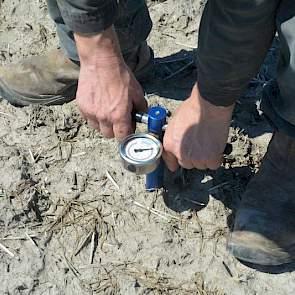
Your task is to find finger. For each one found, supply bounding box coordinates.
[99,121,115,138]
[191,160,207,170]
[78,106,99,129]
[206,156,223,170]
[87,119,100,131]
[162,151,179,172]
[113,121,133,141]
[76,100,94,123]
[178,159,194,170]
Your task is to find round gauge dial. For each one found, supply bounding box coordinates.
[119,133,163,174]
[125,137,160,162]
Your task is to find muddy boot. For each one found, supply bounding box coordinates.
[227,132,295,266]
[0,42,154,106]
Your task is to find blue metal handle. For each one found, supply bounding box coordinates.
[147,107,167,135]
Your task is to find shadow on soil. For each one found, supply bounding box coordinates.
[143,49,198,102]
[143,38,280,138]
[162,168,211,212]
[163,161,295,274]
[152,39,295,273]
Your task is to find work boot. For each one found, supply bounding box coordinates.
[0,42,154,106]
[227,132,295,266]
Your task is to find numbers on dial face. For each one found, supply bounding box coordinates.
[125,137,160,162]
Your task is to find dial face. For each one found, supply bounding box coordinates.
[125,136,160,163]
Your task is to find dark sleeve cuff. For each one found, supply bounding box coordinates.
[198,78,246,107]
[57,0,118,34]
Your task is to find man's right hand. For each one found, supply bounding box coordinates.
[74,27,147,141]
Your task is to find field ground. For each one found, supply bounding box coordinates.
[0,1,294,294]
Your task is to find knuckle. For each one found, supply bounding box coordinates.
[180,162,193,170]
[179,151,193,162]
[163,141,172,153]
[96,112,108,122]
[111,112,122,123]
[116,126,131,138]
[163,141,179,157]
[182,163,191,170]
[76,101,91,115]
[174,151,183,162]
[111,106,130,123]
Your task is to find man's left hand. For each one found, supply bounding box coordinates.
[163,85,234,171]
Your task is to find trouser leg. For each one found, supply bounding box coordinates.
[47,0,78,60]
[262,0,295,137]
[46,0,152,61]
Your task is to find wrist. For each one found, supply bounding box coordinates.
[190,84,234,119]
[74,26,125,69]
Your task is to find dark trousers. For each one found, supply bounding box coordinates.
[261,2,295,137]
[46,0,295,138]
[46,0,152,61]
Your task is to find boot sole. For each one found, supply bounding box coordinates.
[0,78,77,107]
[227,232,295,266]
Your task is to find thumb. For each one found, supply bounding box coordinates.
[162,151,179,172]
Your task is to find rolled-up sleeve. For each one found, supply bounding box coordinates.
[197,0,280,106]
[56,0,118,34]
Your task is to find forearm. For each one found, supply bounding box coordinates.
[197,0,279,107]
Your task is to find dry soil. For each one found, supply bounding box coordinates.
[0,1,294,294]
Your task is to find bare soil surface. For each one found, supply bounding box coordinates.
[0,1,295,294]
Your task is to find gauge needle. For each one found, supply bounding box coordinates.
[134,148,154,153]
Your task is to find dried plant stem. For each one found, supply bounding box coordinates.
[132,201,182,222]
[0,235,38,241]
[89,231,96,264]
[106,171,119,190]
[208,182,230,192]
[0,242,15,257]
[75,231,93,256]
[25,232,41,255]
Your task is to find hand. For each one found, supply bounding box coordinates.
[163,85,234,171]
[74,27,147,140]
[76,62,147,140]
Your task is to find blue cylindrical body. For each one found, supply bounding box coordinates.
[146,106,167,191]
[146,160,164,192]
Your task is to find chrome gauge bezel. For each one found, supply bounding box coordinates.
[119,133,163,175]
